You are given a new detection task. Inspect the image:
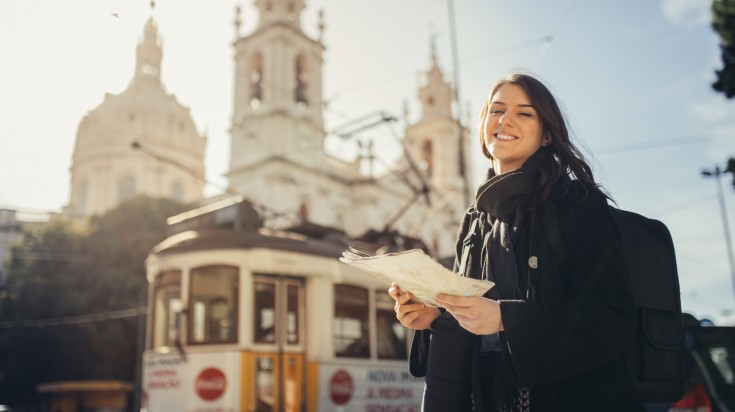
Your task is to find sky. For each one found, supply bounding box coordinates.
[2,0,735,324]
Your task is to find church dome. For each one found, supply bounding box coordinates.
[73,18,204,161]
[67,17,206,219]
[73,80,203,160]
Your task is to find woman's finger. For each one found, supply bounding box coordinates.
[388,283,401,300]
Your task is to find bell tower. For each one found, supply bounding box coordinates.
[228,0,326,190]
[404,45,472,211]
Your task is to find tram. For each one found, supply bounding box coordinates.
[141,196,427,412]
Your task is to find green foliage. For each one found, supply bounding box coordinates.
[712,0,735,97]
[0,196,186,408]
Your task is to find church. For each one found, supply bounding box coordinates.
[65,0,473,260]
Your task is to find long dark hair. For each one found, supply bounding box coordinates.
[478,73,608,201]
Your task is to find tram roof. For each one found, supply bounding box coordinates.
[151,226,354,258]
[153,197,444,265]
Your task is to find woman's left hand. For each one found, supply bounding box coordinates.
[435,294,504,335]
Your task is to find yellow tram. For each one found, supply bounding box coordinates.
[141,197,425,412]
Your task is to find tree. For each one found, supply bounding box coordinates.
[712,0,735,97]
[0,196,186,410]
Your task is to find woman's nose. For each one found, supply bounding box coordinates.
[499,112,513,126]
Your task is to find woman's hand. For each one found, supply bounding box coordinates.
[388,284,440,330]
[435,293,504,335]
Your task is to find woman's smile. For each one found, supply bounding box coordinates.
[493,133,518,141]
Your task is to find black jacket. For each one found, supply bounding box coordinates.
[411,183,646,412]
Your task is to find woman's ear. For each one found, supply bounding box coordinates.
[542,133,552,147]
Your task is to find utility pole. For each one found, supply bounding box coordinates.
[702,165,735,303]
[447,0,471,207]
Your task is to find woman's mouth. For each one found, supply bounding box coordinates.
[494,133,517,141]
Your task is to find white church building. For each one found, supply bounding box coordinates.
[65,0,473,260]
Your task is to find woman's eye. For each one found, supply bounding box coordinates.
[490,109,504,115]
[519,112,533,117]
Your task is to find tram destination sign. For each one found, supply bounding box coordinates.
[340,247,493,307]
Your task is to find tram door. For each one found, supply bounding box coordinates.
[251,275,305,412]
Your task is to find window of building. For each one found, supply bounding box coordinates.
[294,54,308,107]
[118,175,136,202]
[251,53,264,108]
[376,290,407,359]
[77,180,88,217]
[171,181,183,203]
[421,140,433,176]
[298,202,309,222]
[189,265,238,344]
[334,284,370,358]
[151,270,182,349]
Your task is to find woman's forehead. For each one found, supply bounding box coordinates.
[490,83,532,104]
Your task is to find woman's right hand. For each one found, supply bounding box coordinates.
[388,283,441,330]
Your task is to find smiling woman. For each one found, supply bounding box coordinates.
[390,72,647,412]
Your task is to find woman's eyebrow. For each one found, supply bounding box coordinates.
[490,101,535,109]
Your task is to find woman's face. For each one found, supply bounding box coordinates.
[483,83,544,174]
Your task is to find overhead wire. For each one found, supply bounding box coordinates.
[323,36,552,108]
[531,0,578,68]
[677,250,729,278]
[647,194,718,217]
[10,252,111,263]
[0,306,146,329]
[594,131,735,155]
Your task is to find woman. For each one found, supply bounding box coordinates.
[389,73,644,412]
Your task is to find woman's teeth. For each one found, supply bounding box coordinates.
[495,133,516,141]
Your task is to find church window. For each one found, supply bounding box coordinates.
[141,63,158,77]
[118,175,136,202]
[288,2,296,19]
[298,201,309,221]
[420,140,434,176]
[77,180,88,217]
[251,53,264,108]
[171,182,184,203]
[294,54,308,107]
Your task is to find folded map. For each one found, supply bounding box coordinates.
[339,247,494,307]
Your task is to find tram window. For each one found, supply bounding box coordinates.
[375,290,408,359]
[286,284,299,344]
[334,284,370,358]
[254,281,276,344]
[189,265,238,344]
[152,270,182,349]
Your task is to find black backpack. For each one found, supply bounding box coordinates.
[543,204,685,403]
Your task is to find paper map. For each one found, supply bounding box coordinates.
[339,247,494,307]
